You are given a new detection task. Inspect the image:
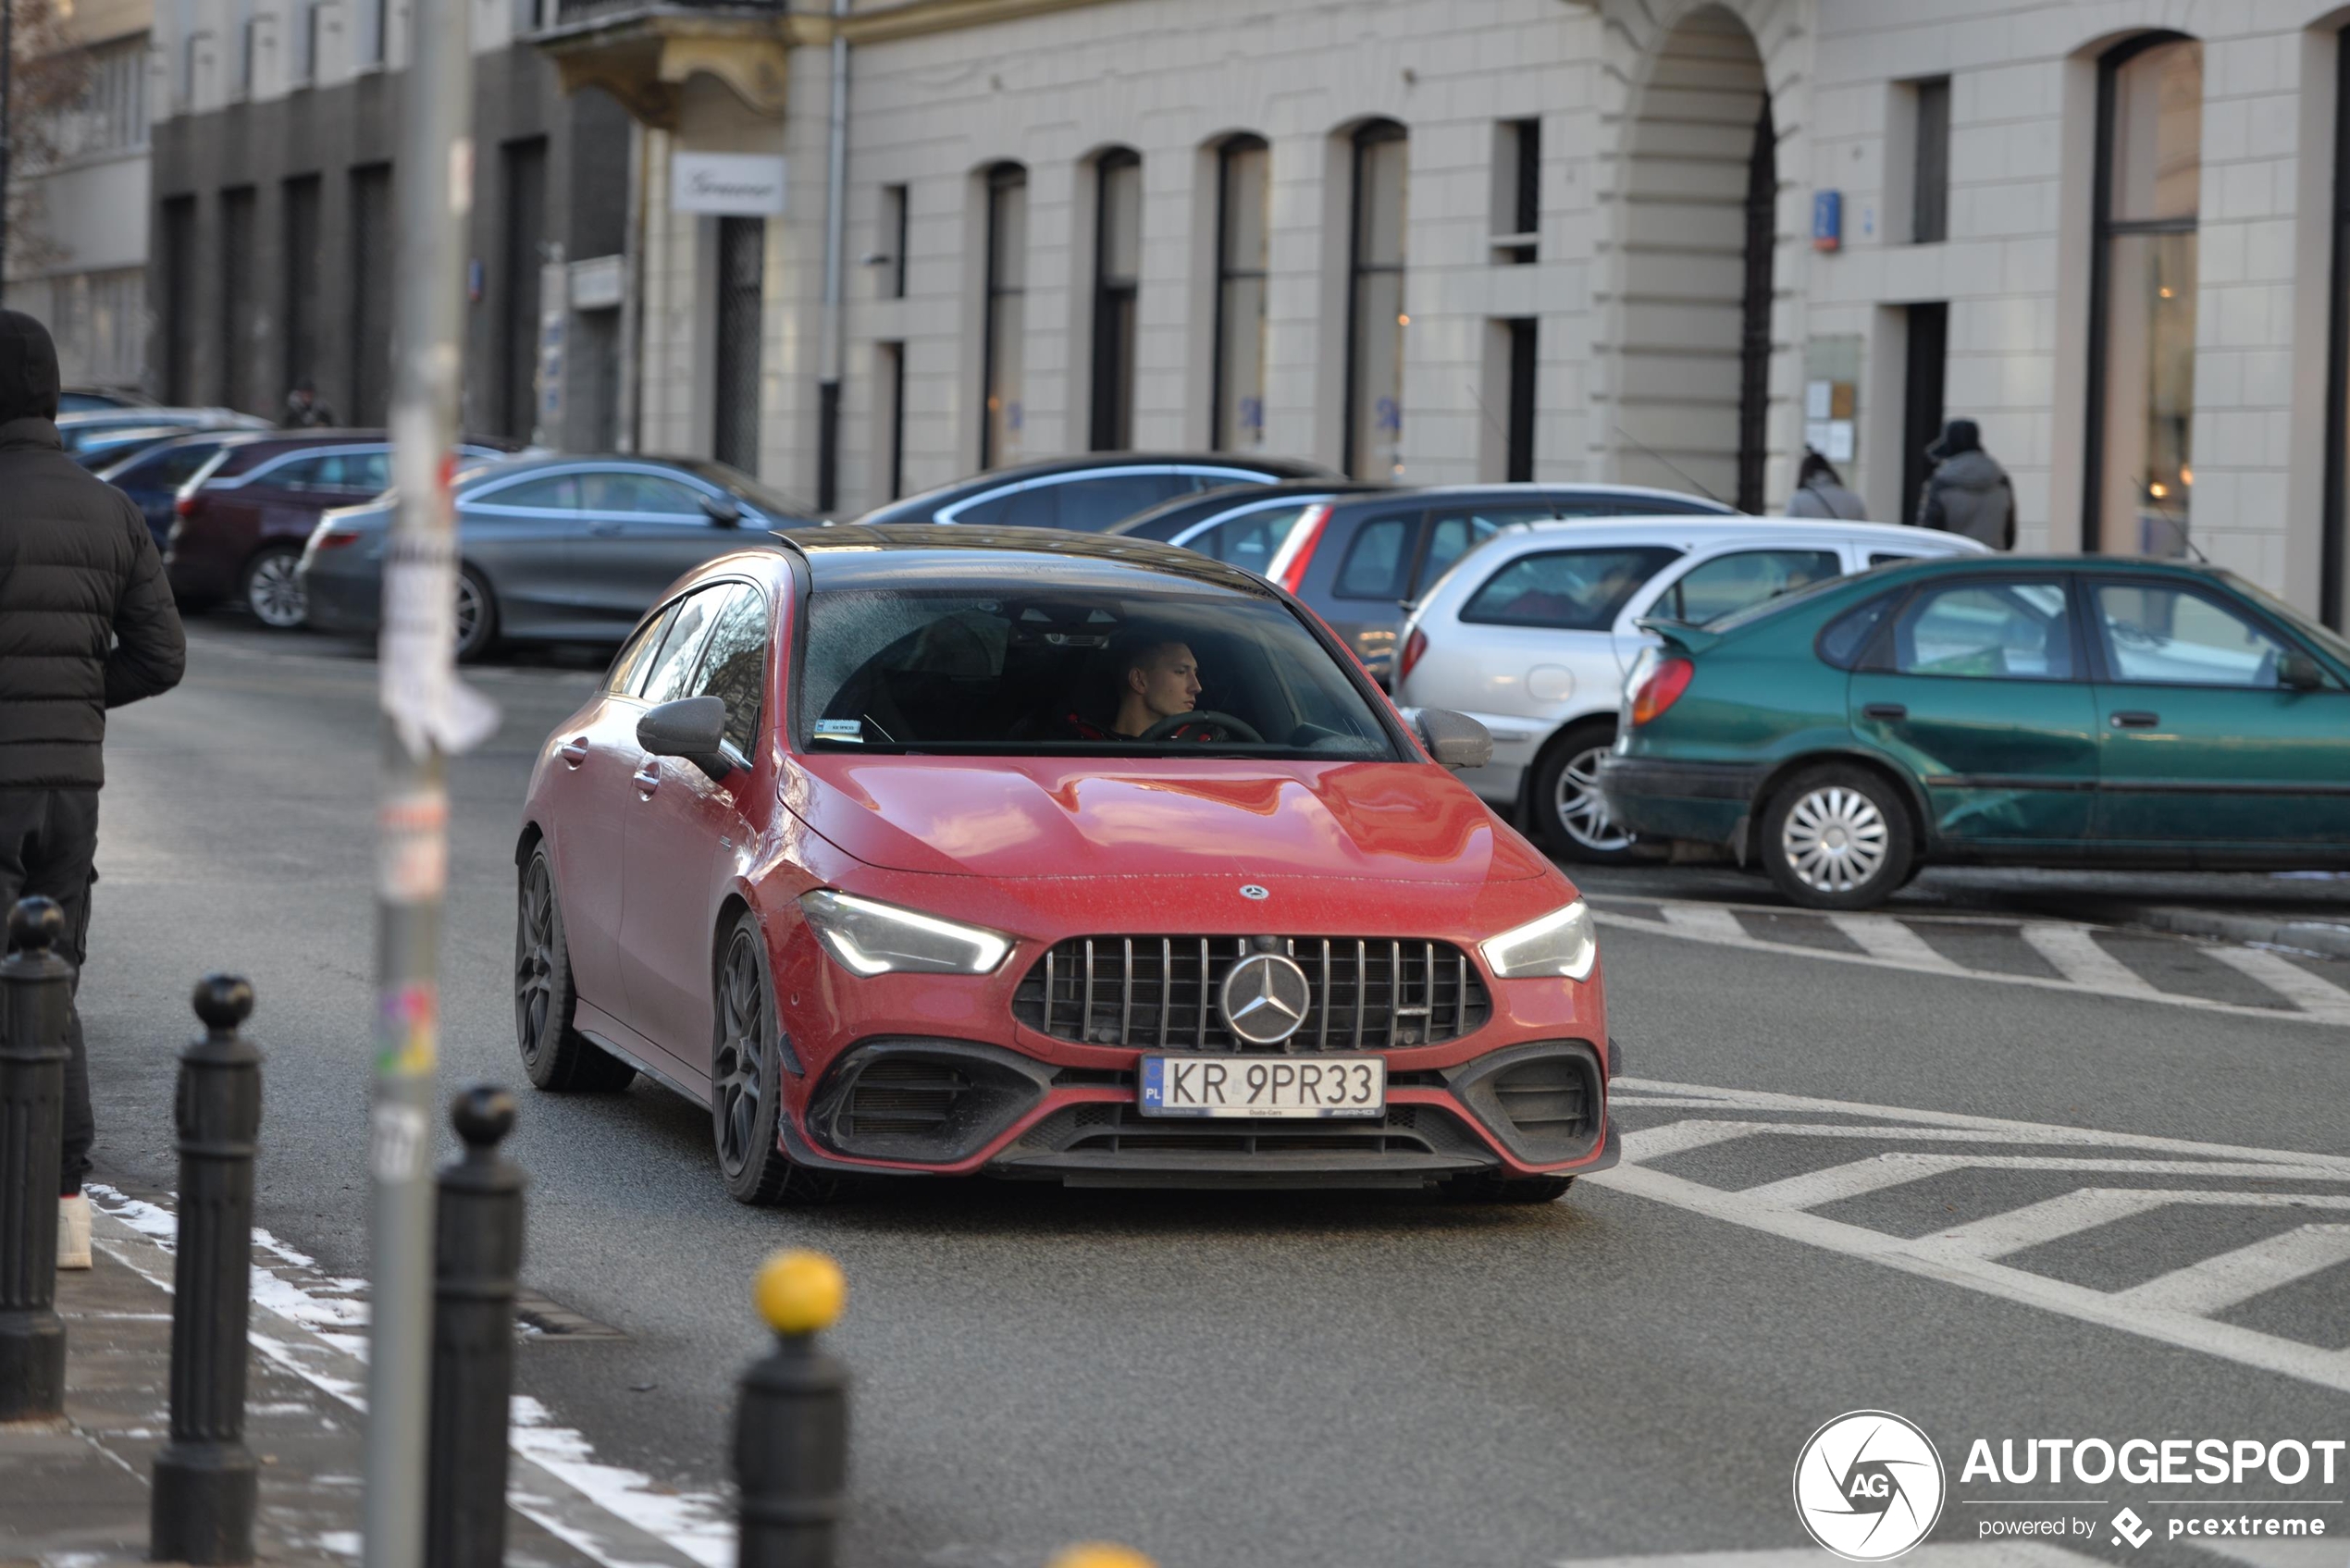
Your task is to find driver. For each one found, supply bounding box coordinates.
[1064,632,1224,742]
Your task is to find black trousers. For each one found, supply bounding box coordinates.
[0,786,98,1196]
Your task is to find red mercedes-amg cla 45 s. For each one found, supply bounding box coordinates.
[513,525,1619,1202]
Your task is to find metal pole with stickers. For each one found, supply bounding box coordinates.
[363,0,498,1555]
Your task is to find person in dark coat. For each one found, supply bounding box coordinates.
[1786,449,1868,520]
[0,309,185,1269]
[1915,418,2017,549]
[283,378,335,428]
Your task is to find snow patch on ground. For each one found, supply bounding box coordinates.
[509,1396,734,1568]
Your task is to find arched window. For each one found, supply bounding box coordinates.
[1212,134,1270,451]
[1089,149,1142,451]
[981,162,1028,469]
[2086,34,2201,555]
[1344,119,1408,480]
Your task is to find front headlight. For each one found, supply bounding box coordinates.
[798,890,1013,976]
[1479,899,1598,982]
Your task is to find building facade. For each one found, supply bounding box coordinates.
[145,0,632,439]
[138,0,2350,629]
[12,0,155,389]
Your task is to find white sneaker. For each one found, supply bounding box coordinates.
[57,1193,92,1270]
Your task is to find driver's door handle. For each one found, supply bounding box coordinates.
[1861,703,1907,721]
[589,521,624,537]
[559,737,589,767]
[632,762,662,793]
[2110,710,2161,729]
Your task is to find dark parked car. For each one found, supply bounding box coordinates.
[1598,556,2350,908]
[851,452,1338,532]
[1261,483,1739,681]
[57,407,268,455]
[98,433,242,549]
[167,432,516,627]
[1105,480,1392,574]
[302,454,820,661]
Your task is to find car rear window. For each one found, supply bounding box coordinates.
[1460,546,1683,630]
[1659,549,1842,624]
[798,584,1400,759]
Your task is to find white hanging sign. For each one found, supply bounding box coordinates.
[671,152,787,216]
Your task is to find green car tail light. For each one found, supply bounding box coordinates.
[1629,657,1693,726]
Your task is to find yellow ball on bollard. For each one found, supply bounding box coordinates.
[1047,1546,1156,1568]
[752,1249,846,1336]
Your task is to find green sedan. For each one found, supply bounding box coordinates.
[1595,555,2350,909]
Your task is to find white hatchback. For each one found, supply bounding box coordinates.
[1391,517,1989,860]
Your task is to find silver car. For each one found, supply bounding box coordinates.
[298,454,818,661]
[1391,516,1988,860]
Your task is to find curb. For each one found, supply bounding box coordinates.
[2119,905,2350,961]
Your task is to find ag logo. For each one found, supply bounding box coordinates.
[1792,1411,1946,1562]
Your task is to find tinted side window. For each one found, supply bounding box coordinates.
[261,455,334,490]
[688,585,772,753]
[481,474,584,511]
[605,604,678,696]
[1045,473,1188,531]
[1192,504,1308,573]
[583,472,704,515]
[950,486,1021,526]
[143,444,223,487]
[1416,512,1509,593]
[1818,594,1899,670]
[1892,580,2075,680]
[1460,546,1683,630]
[639,588,730,705]
[1332,514,1418,599]
[1663,549,1842,624]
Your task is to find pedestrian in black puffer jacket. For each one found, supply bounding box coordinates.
[0,308,185,1270]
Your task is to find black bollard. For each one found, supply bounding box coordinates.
[152,975,262,1565]
[0,896,74,1422]
[736,1251,850,1568]
[425,1084,526,1568]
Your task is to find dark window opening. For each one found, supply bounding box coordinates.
[1900,302,1948,529]
[281,176,322,405]
[348,166,393,425]
[881,183,909,299]
[713,216,765,473]
[1212,134,1269,451]
[501,136,549,441]
[1504,317,1537,483]
[880,340,906,500]
[1911,78,1950,244]
[1344,119,1408,480]
[981,163,1027,469]
[160,196,197,404]
[1737,101,1776,514]
[1089,150,1141,451]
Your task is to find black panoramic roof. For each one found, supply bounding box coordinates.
[773,523,1278,597]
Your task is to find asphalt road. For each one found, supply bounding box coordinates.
[73,621,2350,1568]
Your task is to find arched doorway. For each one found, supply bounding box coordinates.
[1614,5,1776,511]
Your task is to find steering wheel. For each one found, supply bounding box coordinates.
[1138,710,1263,744]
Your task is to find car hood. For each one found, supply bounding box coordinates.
[783,755,1552,883]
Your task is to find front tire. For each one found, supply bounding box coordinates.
[514,846,637,1092]
[1531,728,1640,863]
[455,565,500,664]
[1759,764,1916,910]
[712,913,846,1205]
[241,544,308,630]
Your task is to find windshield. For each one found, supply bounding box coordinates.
[2221,571,2350,666]
[799,585,1404,759]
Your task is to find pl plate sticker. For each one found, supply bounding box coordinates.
[1794,1410,1948,1562]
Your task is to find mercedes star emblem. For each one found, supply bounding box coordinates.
[1218,951,1313,1046]
[1239,883,1270,901]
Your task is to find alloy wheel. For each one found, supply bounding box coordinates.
[1780,785,1889,894]
[454,573,484,653]
[1553,744,1636,853]
[514,858,556,1058]
[713,929,768,1173]
[246,552,307,628]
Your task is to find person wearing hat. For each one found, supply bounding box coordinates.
[1914,417,2016,549]
[0,309,186,1269]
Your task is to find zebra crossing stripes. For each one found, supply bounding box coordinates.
[1591,898,2350,1028]
[1591,1079,2350,1394]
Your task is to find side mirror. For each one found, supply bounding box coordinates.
[2280,650,2328,691]
[1408,707,1493,772]
[637,695,734,779]
[701,492,744,527]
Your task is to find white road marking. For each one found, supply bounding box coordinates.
[1593,906,2349,1027]
[2206,945,2350,1024]
[1828,911,1964,970]
[1597,1078,2350,1394]
[2020,922,2163,998]
[2111,1223,2350,1315]
[1661,904,1748,942]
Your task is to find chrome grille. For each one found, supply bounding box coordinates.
[1011,936,1489,1051]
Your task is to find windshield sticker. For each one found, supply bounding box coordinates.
[812,720,864,744]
